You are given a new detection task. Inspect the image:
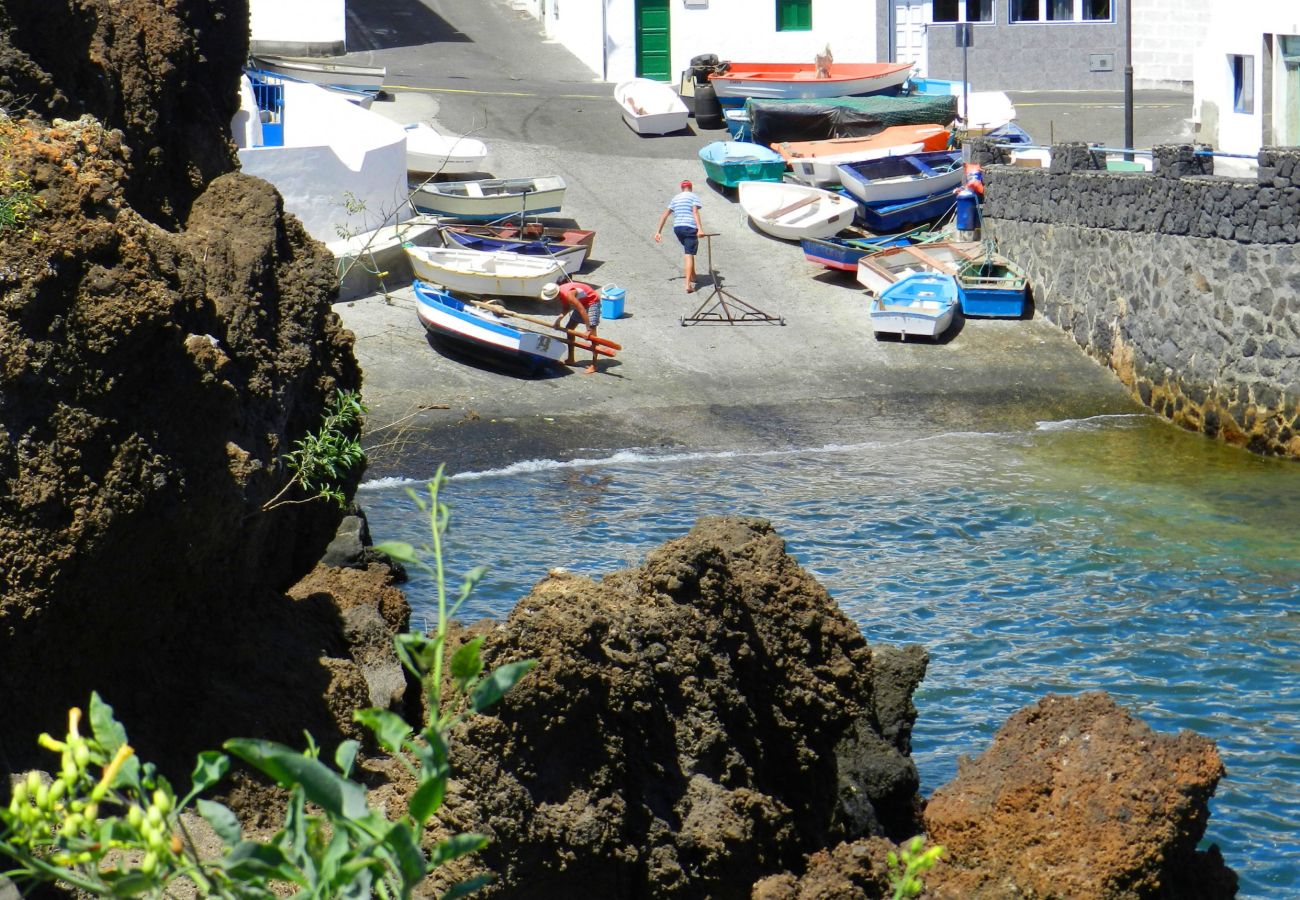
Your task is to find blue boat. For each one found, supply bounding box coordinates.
[439,225,590,275]
[412,280,567,372]
[799,232,921,271]
[698,141,787,189]
[985,121,1034,146]
[837,150,965,206]
[843,186,958,233]
[956,252,1030,318]
[871,271,960,340]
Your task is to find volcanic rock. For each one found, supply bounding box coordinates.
[750,837,899,899]
[923,692,1237,899]
[433,516,928,899]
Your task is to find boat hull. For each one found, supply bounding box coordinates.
[838,150,965,205]
[739,180,858,241]
[871,272,960,339]
[404,124,491,175]
[710,61,913,108]
[849,187,958,233]
[698,141,787,188]
[615,78,690,135]
[440,227,589,275]
[414,280,566,369]
[410,177,567,220]
[250,55,385,89]
[957,257,1030,317]
[404,244,565,297]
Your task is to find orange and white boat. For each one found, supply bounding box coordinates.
[709,61,914,106]
[773,124,952,186]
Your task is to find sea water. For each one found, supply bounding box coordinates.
[359,413,1300,896]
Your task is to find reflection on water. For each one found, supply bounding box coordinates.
[360,414,1300,896]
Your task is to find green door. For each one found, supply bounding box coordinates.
[636,0,670,82]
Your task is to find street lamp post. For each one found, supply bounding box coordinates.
[1124,0,1134,161]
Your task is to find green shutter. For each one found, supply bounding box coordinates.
[776,0,812,31]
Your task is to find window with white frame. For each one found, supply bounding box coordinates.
[1009,0,1112,22]
[1230,54,1254,113]
[932,0,992,23]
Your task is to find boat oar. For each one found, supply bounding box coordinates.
[468,299,622,353]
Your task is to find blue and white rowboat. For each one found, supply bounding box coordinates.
[413,280,566,370]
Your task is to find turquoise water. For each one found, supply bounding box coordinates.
[359,414,1300,896]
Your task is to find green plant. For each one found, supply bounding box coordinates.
[263,389,367,511]
[887,835,944,899]
[2,474,533,899]
[0,173,41,232]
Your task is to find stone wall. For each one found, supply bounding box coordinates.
[968,141,1300,458]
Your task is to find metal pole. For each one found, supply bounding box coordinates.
[1124,0,1134,161]
[962,43,969,129]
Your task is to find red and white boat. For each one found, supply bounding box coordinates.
[709,61,913,107]
[773,123,952,186]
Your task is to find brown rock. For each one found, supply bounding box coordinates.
[431,516,928,899]
[923,692,1237,899]
[750,837,898,900]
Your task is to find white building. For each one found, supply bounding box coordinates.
[1193,2,1300,157]
[234,77,410,244]
[249,0,346,57]
[513,0,882,85]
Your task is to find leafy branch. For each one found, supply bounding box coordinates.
[263,389,366,512]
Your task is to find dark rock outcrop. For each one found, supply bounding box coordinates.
[432,516,928,899]
[923,692,1237,899]
[0,0,362,777]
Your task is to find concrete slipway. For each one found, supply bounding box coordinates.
[328,0,1186,477]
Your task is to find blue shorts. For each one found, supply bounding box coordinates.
[674,226,699,256]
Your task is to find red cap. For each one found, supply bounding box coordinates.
[680,179,693,189]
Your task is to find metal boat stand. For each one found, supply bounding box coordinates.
[681,233,784,326]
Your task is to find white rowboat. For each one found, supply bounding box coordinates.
[403,123,491,175]
[409,175,566,221]
[614,78,690,135]
[737,180,858,241]
[404,243,565,297]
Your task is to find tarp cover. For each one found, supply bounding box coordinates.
[746,94,958,146]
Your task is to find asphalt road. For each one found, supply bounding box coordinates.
[329,0,1147,478]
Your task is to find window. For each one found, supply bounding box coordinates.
[1231,55,1255,113]
[776,0,811,31]
[1010,0,1111,22]
[932,0,992,23]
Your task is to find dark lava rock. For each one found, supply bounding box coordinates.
[433,516,928,899]
[923,692,1237,899]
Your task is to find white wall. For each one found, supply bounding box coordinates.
[1193,1,1300,157]
[237,82,411,244]
[249,0,346,53]
[529,0,879,84]
[1133,0,1211,89]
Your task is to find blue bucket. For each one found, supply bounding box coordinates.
[600,285,626,319]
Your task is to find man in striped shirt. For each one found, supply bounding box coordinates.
[653,179,704,293]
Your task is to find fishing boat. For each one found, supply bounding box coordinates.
[614,78,690,135]
[870,271,960,340]
[837,150,965,205]
[413,280,567,370]
[738,180,858,241]
[956,251,1030,317]
[403,123,491,175]
[439,221,595,254]
[249,54,386,89]
[774,124,951,186]
[409,175,566,220]
[698,141,787,189]
[403,243,565,297]
[855,241,980,295]
[438,225,590,275]
[709,61,914,108]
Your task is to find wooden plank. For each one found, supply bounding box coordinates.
[764,193,820,220]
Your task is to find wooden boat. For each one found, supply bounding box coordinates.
[409,175,566,220]
[956,251,1030,318]
[837,150,965,205]
[709,61,913,108]
[850,186,959,233]
[403,123,490,175]
[698,141,787,189]
[738,180,858,241]
[413,280,567,370]
[855,241,980,295]
[249,54,386,89]
[403,243,565,297]
[614,78,690,135]
[871,272,960,340]
[774,124,951,186]
[439,221,595,254]
[439,225,590,275]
